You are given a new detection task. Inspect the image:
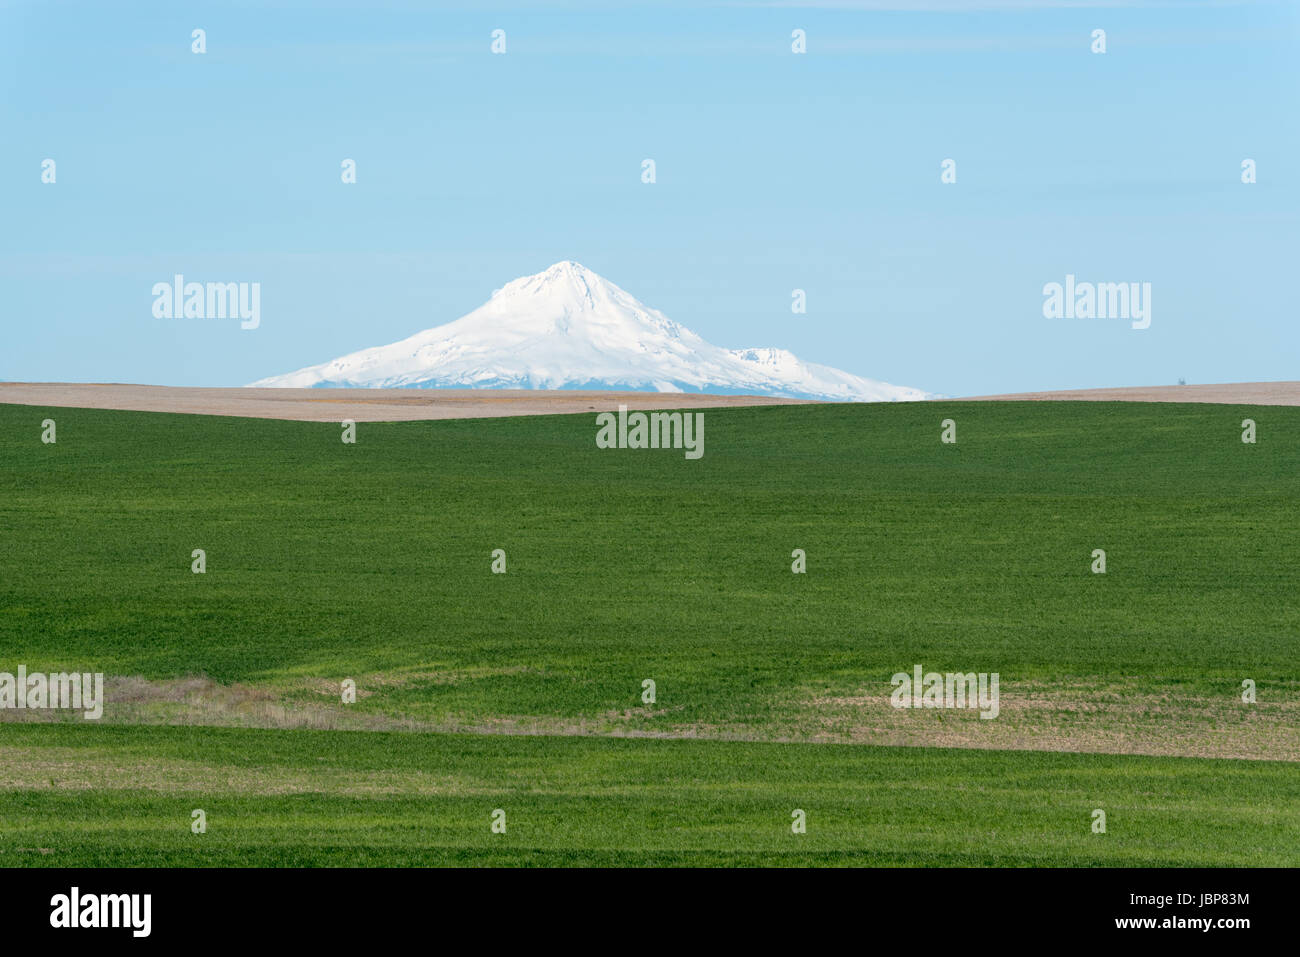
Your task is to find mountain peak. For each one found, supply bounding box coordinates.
[545,259,591,275]
[251,263,930,401]
[491,260,601,305]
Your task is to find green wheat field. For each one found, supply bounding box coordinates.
[1,400,1297,866]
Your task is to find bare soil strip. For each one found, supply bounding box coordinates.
[3,381,1297,422]
[0,383,815,422]
[963,381,1300,405]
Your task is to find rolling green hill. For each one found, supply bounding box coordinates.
[1,400,1297,865]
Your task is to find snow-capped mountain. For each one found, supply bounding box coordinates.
[250,261,929,401]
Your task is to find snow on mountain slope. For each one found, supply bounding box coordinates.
[250,262,930,401]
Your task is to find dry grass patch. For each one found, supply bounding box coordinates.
[4,673,1295,761]
[794,676,1300,761]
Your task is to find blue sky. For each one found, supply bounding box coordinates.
[2,0,1296,396]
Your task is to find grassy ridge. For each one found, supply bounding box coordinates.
[2,723,1297,867]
